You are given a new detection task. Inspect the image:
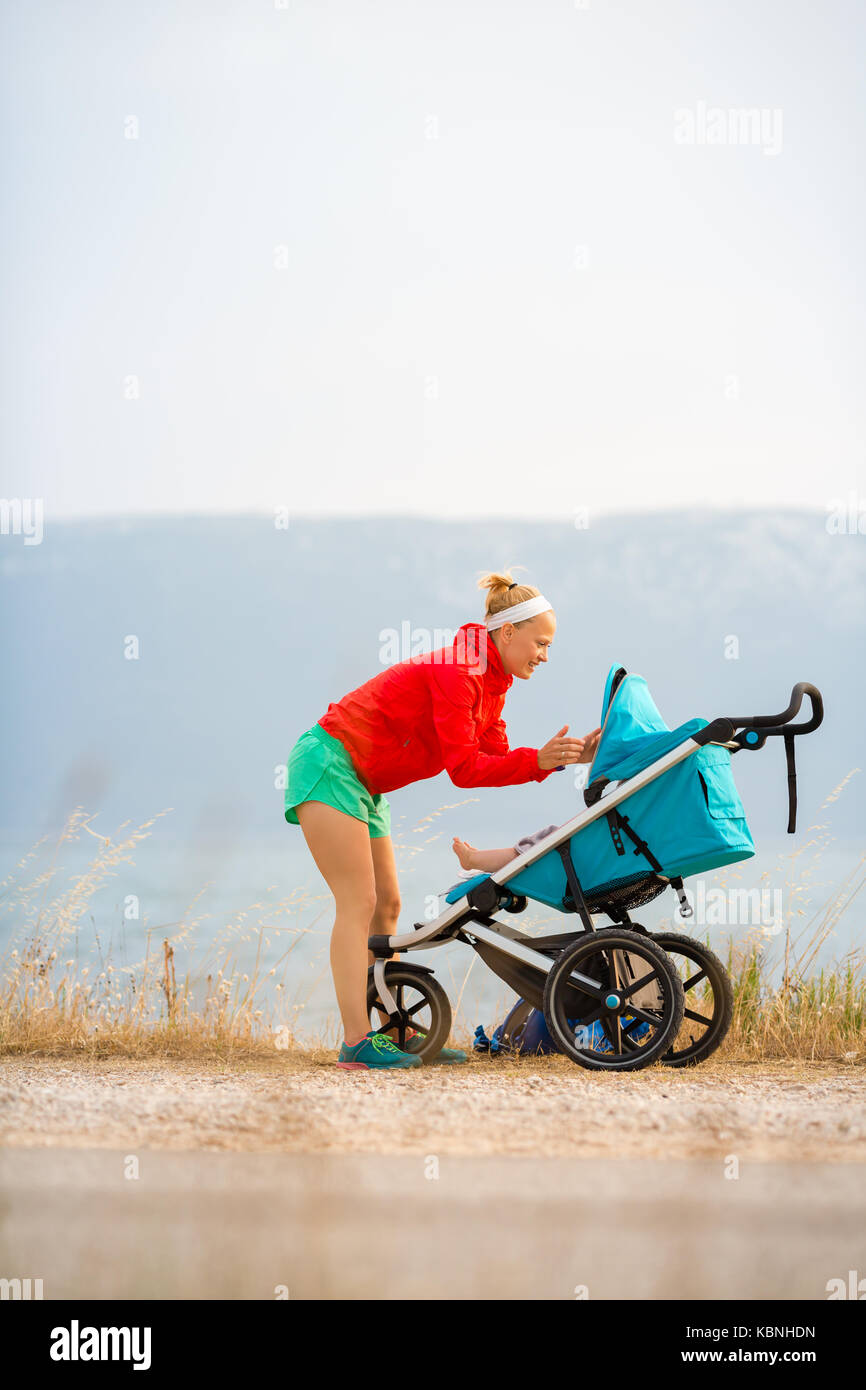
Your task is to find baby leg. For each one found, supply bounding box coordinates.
[451,837,516,872]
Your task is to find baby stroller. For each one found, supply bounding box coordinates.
[366,667,823,1071]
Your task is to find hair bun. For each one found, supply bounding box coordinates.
[476,567,542,622]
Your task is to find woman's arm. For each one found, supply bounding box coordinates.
[477,715,518,757]
[483,717,600,769]
[431,670,552,787]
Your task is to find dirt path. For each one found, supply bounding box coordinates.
[1,1055,864,1160]
[2,1056,864,1298]
[3,1145,865,1300]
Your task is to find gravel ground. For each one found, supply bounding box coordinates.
[3,1055,865,1297]
[1,1054,864,1160]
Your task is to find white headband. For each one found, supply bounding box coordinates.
[485,595,553,630]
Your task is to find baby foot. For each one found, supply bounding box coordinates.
[452,836,481,870]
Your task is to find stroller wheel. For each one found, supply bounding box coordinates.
[651,933,734,1068]
[366,964,453,1062]
[502,893,528,914]
[542,928,684,1072]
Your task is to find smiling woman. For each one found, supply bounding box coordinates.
[282,566,600,1070]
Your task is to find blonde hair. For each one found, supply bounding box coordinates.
[477,567,546,626]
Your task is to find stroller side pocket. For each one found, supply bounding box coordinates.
[667,744,755,878]
[696,744,748,821]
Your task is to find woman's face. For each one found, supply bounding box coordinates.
[492,610,556,680]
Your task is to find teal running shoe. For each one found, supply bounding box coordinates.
[404,1029,469,1065]
[336,1030,422,1070]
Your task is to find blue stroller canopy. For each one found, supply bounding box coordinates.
[507,665,756,912]
[592,665,708,786]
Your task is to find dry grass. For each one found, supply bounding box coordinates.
[0,807,324,1060]
[720,772,866,1060]
[1,787,864,1065]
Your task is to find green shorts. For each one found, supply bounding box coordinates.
[283,723,391,838]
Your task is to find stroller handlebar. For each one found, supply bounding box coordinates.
[693,682,824,753]
[694,682,823,835]
[728,681,824,737]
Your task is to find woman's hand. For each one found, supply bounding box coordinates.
[578,725,602,764]
[537,725,602,770]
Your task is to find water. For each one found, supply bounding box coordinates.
[1,817,862,1042]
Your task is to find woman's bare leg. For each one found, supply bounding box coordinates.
[368,834,404,1037]
[452,837,515,873]
[369,835,401,943]
[295,800,377,1045]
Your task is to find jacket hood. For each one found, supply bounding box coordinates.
[454,622,511,694]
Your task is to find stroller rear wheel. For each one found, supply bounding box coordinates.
[542,928,685,1071]
[651,933,734,1067]
[366,964,453,1062]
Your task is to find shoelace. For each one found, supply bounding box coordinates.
[368,1033,403,1054]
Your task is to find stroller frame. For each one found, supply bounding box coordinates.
[366,681,823,1070]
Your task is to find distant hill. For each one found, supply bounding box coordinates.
[2,509,863,846]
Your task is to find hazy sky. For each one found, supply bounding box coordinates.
[3,0,864,520]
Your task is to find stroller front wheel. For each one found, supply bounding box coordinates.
[542,928,685,1072]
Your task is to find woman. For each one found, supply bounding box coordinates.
[284,570,600,1070]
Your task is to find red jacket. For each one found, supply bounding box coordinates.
[318,623,555,795]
